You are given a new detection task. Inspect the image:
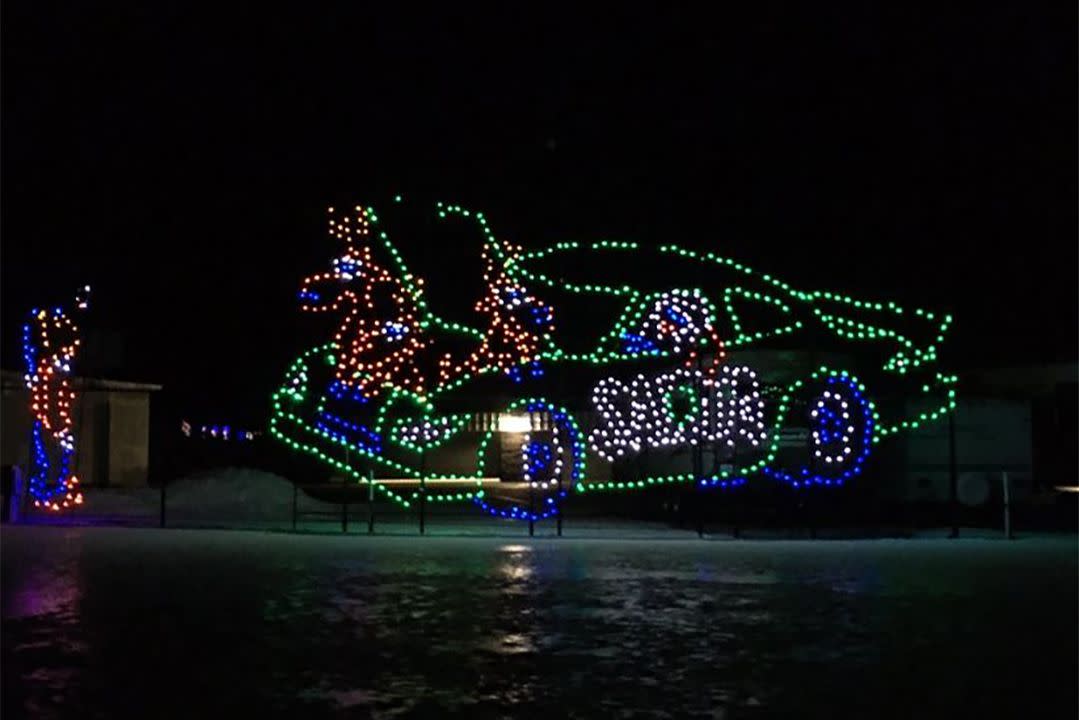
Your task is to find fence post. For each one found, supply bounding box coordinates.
[1002,471,1012,540]
[948,411,959,539]
[367,469,375,534]
[695,354,705,538]
[528,482,535,537]
[419,449,426,535]
[731,444,740,539]
[159,478,166,528]
[9,466,24,524]
[556,472,563,537]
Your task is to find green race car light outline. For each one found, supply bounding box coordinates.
[269,199,958,520]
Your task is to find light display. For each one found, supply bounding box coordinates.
[300,214,430,398]
[22,286,91,511]
[391,413,471,452]
[300,204,555,401]
[270,199,958,521]
[472,399,582,520]
[181,421,260,441]
[587,362,767,462]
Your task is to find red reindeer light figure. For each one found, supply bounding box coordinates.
[299,205,556,403]
[299,207,432,399]
[444,235,555,385]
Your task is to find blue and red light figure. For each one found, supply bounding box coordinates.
[23,286,90,511]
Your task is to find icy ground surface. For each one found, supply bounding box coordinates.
[2,527,1076,719]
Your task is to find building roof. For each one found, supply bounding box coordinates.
[0,369,163,393]
[964,362,1077,398]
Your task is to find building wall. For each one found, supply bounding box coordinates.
[420,394,1034,502]
[901,396,1033,504]
[75,391,110,486]
[0,383,154,488]
[1,385,33,469]
[108,391,152,487]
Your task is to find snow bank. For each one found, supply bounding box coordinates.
[26,468,340,529]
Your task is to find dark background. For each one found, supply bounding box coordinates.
[3,4,1075,426]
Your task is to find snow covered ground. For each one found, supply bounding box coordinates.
[2,525,1076,718]
[14,468,1058,541]
[14,469,334,530]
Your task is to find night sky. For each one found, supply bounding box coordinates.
[2,4,1075,423]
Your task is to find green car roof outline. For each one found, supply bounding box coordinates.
[506,239,954,376]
